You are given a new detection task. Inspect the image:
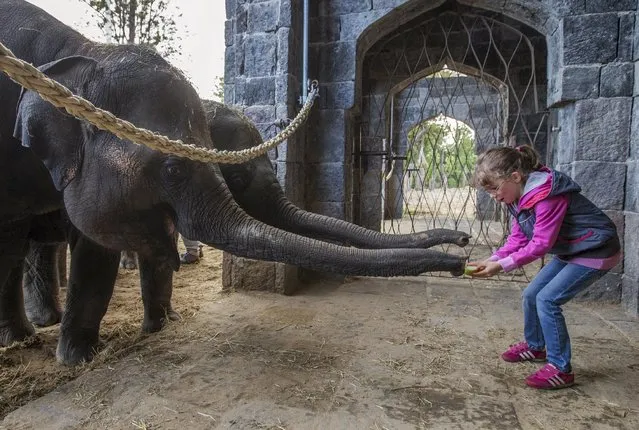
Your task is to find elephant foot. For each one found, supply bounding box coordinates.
[56,329,100,365]
[25,303,62,327]
[0,318,36,347]
[142,307,181,334]
[121,260,137,270]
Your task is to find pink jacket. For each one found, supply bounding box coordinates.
[490,172,621,272]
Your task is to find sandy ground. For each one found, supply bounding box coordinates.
[1,247,639,429]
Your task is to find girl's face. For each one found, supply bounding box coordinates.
[484,171,523,204]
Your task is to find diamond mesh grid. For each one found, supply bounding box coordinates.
[357,11,548,282]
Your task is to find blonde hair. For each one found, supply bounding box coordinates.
[472,145,542,189]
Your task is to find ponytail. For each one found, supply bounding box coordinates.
[515,145,542,172]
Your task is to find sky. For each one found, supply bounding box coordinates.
[25,0,226,99]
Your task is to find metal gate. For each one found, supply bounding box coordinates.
[356,10,548,282]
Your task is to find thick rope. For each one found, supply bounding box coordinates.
[0,41,318,164]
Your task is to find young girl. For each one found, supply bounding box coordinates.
[469,145,621,390]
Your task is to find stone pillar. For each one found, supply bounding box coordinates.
[223,0,305,294]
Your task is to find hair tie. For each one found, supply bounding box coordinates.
[516,146,524,152]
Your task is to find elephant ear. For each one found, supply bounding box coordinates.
[13,56,99,191]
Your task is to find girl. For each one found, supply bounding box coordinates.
[469,145,621,390]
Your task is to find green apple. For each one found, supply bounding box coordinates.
[464,265,479,276]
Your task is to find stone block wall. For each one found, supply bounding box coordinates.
[223,0,639,315]
[223,0,305,293]
[548,0,636,309]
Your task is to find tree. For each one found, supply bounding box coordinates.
[212,76,224,102]
[82,0,183,59]
[405,117,476,190]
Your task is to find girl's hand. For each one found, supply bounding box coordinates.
[470,261,503,278]
[464,261,486,276]
[468,260,491,268]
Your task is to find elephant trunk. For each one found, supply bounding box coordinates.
[194,193,466,277]
[261,195,470,249]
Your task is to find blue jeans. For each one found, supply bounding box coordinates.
[522,257,607,373]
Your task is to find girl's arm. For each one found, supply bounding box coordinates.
[497,195,569,272]
[489,219,529,260]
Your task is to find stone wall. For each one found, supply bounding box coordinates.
[224,0,639,316]
[547,1,636,308]
[223,0,305,292]
[622,0,639,314]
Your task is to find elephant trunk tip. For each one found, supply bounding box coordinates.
[456,234,471,248]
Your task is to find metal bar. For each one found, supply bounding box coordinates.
[301,0,309,104]
[381,138,388,225]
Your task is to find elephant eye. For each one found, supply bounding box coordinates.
[167,165,181,176]
[164,160,186,178]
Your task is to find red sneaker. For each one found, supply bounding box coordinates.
[501,341,546,363]
[525,363,574,390]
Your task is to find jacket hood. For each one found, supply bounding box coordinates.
[519,167,581,210]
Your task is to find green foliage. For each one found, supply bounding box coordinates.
[212,76,224,102]
[405,117,476,189]
[83,0,183,59]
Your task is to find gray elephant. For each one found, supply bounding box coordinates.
[118,100,470,269]
[204,100,470,249]
[28,100,472,330]
[2,0,467,365]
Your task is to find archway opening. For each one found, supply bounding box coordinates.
[354,3,547,281]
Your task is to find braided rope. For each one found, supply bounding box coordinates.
[0,41,318,164]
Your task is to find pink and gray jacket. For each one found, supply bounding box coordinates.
[491,167,621,272]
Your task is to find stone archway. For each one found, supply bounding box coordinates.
[353,3,548,282]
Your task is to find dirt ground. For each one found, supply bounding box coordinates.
[1,246,639,429]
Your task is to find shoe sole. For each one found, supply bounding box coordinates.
[502,357,547,363]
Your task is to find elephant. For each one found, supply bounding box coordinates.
[26,99,472,329]
[1,0,467,365]
[118,100,470,270]
[203,99,470,249]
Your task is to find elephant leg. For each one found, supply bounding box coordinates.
[23,241,63,327]
[57,242,68,288]
[120,250,138,270]
[138,254,181,333]
[56,229,119,365]
[0,221,34,346]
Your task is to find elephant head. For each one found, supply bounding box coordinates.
[14,51,467,278]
